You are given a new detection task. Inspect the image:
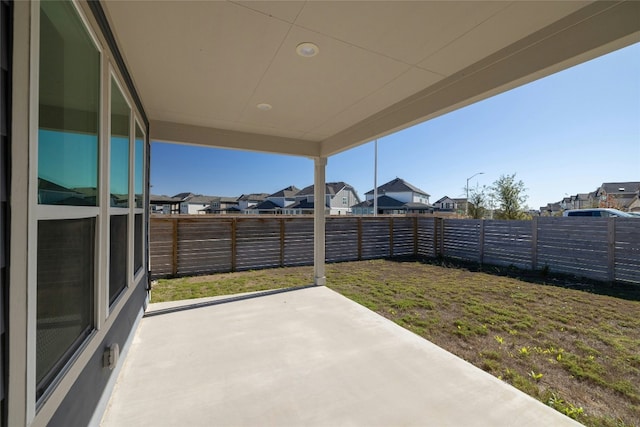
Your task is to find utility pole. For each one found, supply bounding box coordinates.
[373,139,378,216]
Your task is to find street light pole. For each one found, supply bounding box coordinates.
[466,172,484,217]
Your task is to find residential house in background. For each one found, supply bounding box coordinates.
[351,195,406,215]
[237,193,269,211]
[595,182,640,211]
[245,185,300,214]
[540,202,563,216]
[571,193,595,210]
[353,178,432,215]
[433,196,457,211]
[365,178,430,205]
[150,193,230,214]
[433,196,468,215]
[176,194,213,214]
[287,182,360,215]
[150,194,181,214]
[542,182,640,215]
[201,196,240,214]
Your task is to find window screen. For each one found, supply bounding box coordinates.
[36,218,95,399]
[134,213,142,274]
[109,215,128,305]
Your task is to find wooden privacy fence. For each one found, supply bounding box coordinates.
[150,215,640,284]
[150,216,422,278]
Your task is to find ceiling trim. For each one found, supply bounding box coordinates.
[320,1,640,157]
[150,120,322,158]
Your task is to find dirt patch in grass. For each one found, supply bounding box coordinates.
[151,259,640,426]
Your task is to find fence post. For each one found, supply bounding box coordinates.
[433,217,438,257]
[389,217,394,257]
[434,217,444,257]
[413,216,418,257]
[357,217,363,260]
[439,218,445,256]
[231,217,237,272]
[608,217,615,282]
[280,218,285,267]
[478,220,485,264]
[531,216,538,271]
[172,217,178,276]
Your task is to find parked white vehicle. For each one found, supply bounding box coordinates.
[563,208,633,217]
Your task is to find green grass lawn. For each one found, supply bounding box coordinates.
[151,259,640,427]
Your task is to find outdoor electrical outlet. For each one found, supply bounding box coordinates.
[103,343,119,370]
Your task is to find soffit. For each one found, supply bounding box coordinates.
[100,1,638,157]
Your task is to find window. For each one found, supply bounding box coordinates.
[342,196,347,206]
[36,0,100,399]
[134,123,145,274]
[109,78,130,304]
[110,79,129,208]
[134,125,144,209]
[31,0,149,415]
[38,1,100,206]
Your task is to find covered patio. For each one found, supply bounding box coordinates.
[7,1,639,426]
[100,0,640,287]
[101,286,581,426]
[98,2,636,425]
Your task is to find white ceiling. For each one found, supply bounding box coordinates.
[100,0,640,158]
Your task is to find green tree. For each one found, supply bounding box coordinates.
[468,185,489,219]
[490,173,529,220]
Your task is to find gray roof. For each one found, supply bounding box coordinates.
[287,200,329,209]
[434,196,454,204]
[404,202,432,209]
[188,195,218,204]
[297,182,351,197]
[365,178,430,197]
[351,195,405,209]
[600,182,640,195]
[150,194,181,203]
[251,200,281,211]
[219,196,239,203]
[268,185,300,198]
[172,192,195,200]
[237,193,269,202]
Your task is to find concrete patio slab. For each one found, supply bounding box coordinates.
[101,286,580,426]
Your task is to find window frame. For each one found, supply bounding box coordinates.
[11,1,150,424]
[107,71,132,310]
[132,119,146,279]
[30,0,104,411]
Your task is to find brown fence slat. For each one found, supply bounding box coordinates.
[150,215,640,284]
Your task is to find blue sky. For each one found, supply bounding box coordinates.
[151,43,640,210]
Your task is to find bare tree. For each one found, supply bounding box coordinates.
[468,185,489,219]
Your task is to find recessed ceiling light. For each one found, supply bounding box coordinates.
[256,103,272,111]
[296,42,319,58]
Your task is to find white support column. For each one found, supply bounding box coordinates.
[314,157,327,286]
